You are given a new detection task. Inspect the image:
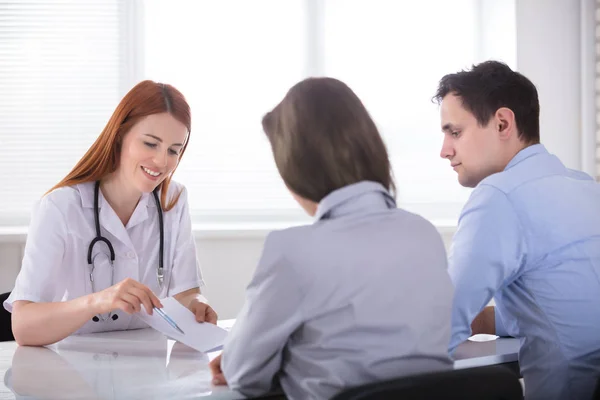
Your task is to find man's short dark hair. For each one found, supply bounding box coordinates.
[433,60,540,144]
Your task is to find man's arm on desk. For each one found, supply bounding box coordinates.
[471,306,511,337]
[471,306,495,335]
[448,186,524,351]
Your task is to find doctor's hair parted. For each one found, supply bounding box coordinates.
[433,60,540,145]
[261,77,395,203]
[48,80,191,211]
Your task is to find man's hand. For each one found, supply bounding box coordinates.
[471,306,496,335]
[209,354,228,386]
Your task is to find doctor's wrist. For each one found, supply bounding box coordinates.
[75,294,101,320]
[196,294,209,305]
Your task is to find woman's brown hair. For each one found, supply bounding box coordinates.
[48,80,191,211]
[262,77,395,202]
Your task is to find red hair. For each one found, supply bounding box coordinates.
[48,80,191,211]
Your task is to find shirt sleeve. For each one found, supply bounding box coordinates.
[221,231,304,398]
[448,185,526,353]
[168,186,204,296]
[495,305,510,337]
[4,196,68,312]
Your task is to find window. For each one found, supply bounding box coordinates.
[0,0,517,228]
[144,0,517,226]
[321,0,508,222]
[0,0,124,226]
[143,0,309,226]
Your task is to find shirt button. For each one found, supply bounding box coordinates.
[126,251,136,259]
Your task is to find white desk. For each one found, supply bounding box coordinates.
[0,323,519,400]
[454,337,520,369]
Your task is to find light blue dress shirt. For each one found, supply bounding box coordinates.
[222,181,454,400]
[449,144,600,400]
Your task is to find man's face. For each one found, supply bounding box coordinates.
[439,94,504,188]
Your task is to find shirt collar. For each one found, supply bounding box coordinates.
[505,144,548,171]
[314,181,396,221]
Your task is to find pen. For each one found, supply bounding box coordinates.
[153,307,185,335]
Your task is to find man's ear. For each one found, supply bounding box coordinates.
[495,107,516,140]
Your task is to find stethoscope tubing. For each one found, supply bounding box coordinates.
[87,180,165,322]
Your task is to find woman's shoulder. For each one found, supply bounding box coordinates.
[392,207,439,230]
[27,184,86,231]
[41,184,85,212]
[262,224,312,255]
[164,179,187,197]
[267,208,443,254]
[161,180,190,212]
[162,180,188,203]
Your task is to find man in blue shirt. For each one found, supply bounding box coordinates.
[434,60,600,400]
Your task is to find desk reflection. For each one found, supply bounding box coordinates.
[5,329,217,400]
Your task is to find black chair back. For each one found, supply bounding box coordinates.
[0,292,14,342]
[331,365,522,400]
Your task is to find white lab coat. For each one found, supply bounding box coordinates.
[4,180,204,334]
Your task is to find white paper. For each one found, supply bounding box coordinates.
[135,297,228,353]
[468,333,499,342]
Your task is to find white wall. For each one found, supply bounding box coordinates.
[0,0,593,319]
[196,236,266,319]
[0,244,21,295]
[516,0,585,170]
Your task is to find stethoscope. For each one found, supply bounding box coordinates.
[87,180,165,322]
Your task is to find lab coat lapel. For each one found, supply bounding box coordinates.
[98,196,136,253]
[126,193,151,230]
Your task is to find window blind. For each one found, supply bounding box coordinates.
[0,0,517,227]
[0,0,122,225]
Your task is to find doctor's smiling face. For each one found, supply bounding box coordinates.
[118,112,189,194]
[48,81,191,211]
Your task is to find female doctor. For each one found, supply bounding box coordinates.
[4,80,217,346]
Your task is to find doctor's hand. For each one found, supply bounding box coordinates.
[174,288,218,324]
[187,298,218,324]
[91,278,162,316]
[209,354,228,386]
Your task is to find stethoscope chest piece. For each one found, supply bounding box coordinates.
[157,267,164,287]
